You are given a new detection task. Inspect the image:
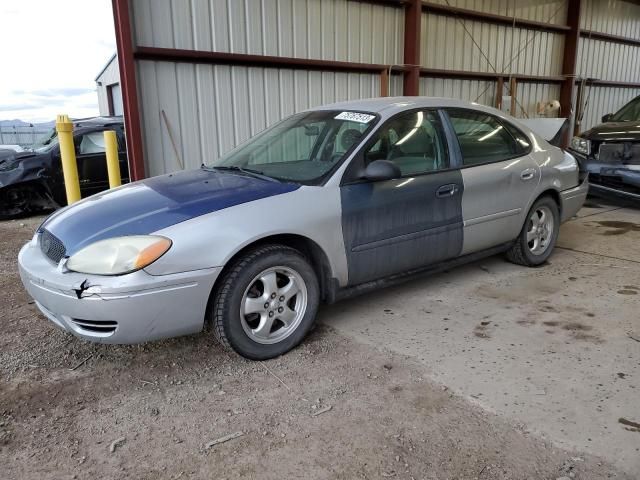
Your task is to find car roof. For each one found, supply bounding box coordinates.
[312,96,496,115]
[73,116,123,129]
[311,96,548,145]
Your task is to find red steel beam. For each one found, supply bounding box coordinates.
[580,29,640,48]
[134,47,408,74]
[559,0,581,147]
[403,0,422,95]
[419,67,564,83]
[112,0,145,180]
[421,2,570,34]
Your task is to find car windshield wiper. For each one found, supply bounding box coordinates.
[203,165,281,183]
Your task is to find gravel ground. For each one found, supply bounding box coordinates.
[0,216,633,479]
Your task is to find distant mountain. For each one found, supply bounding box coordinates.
[0,119,55,128]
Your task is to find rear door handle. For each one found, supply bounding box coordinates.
[436,184,459,198]
[520,168,536,180]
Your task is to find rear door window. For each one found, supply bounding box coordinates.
[446,109,525,166]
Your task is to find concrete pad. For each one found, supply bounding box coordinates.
[559,207,640,262]
[321,207,640,475]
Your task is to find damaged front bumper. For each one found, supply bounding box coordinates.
[18,237,220,344]
[573,152,640,200]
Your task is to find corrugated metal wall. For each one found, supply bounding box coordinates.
[420,0,566,119]
[427,0,568,25]
[576,0,640,131]
[129,0,640,175]
[421,10,565,76]
[131,0,405,174]
[136,62,403,176]
[132,0,404,63]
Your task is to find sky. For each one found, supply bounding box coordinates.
[0,0,116,123]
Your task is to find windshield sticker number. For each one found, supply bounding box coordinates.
[335,112,376,124]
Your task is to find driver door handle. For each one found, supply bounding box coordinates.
[520,168,536,181]
[436,184,459,198]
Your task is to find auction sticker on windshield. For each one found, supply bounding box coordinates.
[334,112,376,123]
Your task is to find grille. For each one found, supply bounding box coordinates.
[598,143,640,165]
[590,174,640,196]
[40,229,66,264]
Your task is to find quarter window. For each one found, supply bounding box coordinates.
[364,110,448,176]
[77,132,106,155]
[447,109,524,166]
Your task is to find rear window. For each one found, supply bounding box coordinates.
[446,109,527,166]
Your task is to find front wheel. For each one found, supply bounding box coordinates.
[506,196,560,267]
[212,244,320,360]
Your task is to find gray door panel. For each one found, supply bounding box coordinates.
[340,170,464,286]
[460,155,540,254]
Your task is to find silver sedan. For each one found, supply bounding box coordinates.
[19,97,588,359]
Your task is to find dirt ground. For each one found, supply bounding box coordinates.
[0,216,633,480]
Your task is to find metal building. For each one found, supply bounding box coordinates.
[110,0,640,180]
[95,53,124,116]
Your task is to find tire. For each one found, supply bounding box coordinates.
[212,244,320,360]
[506,196,560,267]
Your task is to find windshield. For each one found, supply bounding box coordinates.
[208,110,378,184]
[32,128,59,153]
[611,96,640,122]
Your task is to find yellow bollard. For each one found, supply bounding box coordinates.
[55,114,81,205]
[104,130,121,188]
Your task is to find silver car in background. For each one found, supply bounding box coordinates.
[18,97,588,359]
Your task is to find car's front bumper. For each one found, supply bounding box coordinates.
[18,239,220,344]
[571,150,640,200]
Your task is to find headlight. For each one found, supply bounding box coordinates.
[0,161,18,171]
[570,136,591,156]
[66,235,171,275]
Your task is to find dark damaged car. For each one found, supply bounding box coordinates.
[0,116,129,219]
[570,95,640,201]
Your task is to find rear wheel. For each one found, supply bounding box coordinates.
[212,244,320,360]
[506,196,559,267]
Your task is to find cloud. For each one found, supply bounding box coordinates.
[0,0,116,123]
[13,87,96,98]
[0,103,42,112]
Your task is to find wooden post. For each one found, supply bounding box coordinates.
[496,77,504,110]
[509,77,517,116]
[573,80,585,137]
[380,68,389,97]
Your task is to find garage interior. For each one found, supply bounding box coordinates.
[2,0,640,479]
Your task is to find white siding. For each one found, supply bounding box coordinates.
[421,13,565,76]
[428,0,568,25]
[127,0,640,174]
[579,0,640,36]
[131,0,404,64]
[96,55,121,116]
[130,0,405,176]
[576,0,640,130]
[420,77,495,106]
[137,60,402,176]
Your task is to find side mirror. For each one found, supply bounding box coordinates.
[601,113,613,123]
[362,160,401,182]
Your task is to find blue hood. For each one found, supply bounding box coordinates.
[42,168,299,255]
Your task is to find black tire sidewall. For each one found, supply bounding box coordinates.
[519,197,560,265]
[218,248,320,360]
